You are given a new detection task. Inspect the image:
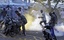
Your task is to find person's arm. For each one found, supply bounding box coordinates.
[53,13,58,24]
[15,11,22,18]
[38,17,43,18]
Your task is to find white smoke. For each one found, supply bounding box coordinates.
[29,10,43,31]
[54,23,64,36]
[29,10,50,31]
[28,10,64,36]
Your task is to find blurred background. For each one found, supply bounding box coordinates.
[0,0,64,37]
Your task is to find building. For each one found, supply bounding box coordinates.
[0,0,35,5]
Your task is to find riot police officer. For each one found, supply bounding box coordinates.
[15,8,27,36]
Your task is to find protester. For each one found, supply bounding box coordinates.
[38,10,48,40]
[39,10,46,25]
[49,12,57,40]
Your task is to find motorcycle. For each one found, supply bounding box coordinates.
[2,15,22,37]
[42,23,57,40]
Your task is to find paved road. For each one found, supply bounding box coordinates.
[0,31,64,40]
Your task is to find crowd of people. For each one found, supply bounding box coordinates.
[0,5,27,37]
[0,5,58,40]
[39,10,57,40]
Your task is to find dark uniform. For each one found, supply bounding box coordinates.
[0,8,7,32]
[49,12,57,40]
[1,8,7,18]
[3,5,12,36]
[15,10,27,36]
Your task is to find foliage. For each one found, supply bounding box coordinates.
[34,0,46,3]
[34,0,62,12]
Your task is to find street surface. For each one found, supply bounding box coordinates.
[0,31,64,40]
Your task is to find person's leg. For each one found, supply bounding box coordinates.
[43,31,48,39]
[22,24,26,36]
[44,21,46,25]
[40,21,42,24]
[17,25,21,34]
[50,27,57,40]
[3,24,7,34]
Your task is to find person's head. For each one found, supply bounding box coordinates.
[40,10,43,13]
[49,12,52,16]
[15,10,19,13]
[6,5,11,10]
[53,12,55,14]
[3,8,5,10]
[6,5,10,8]
[18,7,21,11]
